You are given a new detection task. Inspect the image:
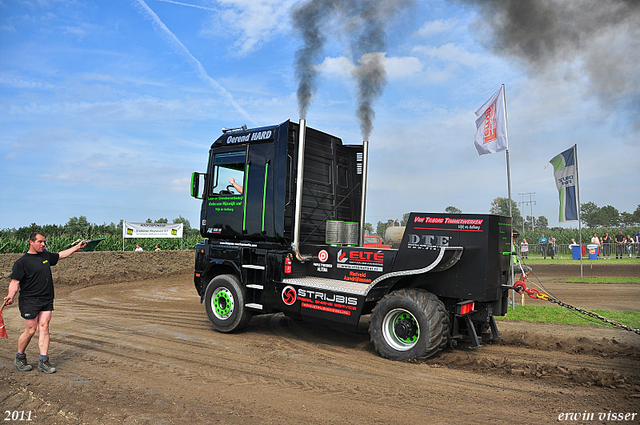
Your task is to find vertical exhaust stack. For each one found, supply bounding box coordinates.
[292,119,311,261]
[359,140,369,247]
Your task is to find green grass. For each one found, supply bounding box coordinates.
[497,304,640,329]
[520,257,639,265]
[566,277,640,284]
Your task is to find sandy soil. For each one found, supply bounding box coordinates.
[1,252,639,424]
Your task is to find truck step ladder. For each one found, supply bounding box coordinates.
[245,284,264,311]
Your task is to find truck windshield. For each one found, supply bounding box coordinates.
[211,150,245,196]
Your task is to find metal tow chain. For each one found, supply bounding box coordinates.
[548,297,640,335]
[514,280,640,335]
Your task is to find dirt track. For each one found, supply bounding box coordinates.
[1,252,639,424]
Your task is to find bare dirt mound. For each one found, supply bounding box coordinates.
[0,250,194,289]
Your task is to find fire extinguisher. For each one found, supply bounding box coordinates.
[284,255,292,274]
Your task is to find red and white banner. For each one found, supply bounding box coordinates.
[474,86,508,155]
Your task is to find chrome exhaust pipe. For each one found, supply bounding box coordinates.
[359,140,369,247]
[292,119,311,261]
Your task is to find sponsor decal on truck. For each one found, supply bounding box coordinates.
[299,288,357,316]
[224,130,273,145]
[412,215,485,232]
[407,234,451,250]
[336,249,384,272]
[282,286,358,316]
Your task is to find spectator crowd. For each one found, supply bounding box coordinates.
[589,230,639,259]
[516,229,640,259]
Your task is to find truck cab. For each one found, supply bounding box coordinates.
[191,119,511,360]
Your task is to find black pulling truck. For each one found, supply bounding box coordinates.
[190,119,512,360]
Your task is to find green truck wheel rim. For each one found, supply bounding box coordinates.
[212,287,234,320]
[382,308,420,351]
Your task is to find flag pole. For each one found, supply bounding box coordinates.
[574,144,583,279]
[502,84,515,309]
[503,85,513,220]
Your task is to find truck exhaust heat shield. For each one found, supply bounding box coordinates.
[325,220,359,246]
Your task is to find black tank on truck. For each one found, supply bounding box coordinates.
[190,119,512,360]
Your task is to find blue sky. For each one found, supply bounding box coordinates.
[1,0,639,232]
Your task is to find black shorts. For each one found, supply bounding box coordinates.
[18,297,54,320]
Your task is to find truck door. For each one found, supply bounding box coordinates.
[244,143,275,239]
[205,148,246,238]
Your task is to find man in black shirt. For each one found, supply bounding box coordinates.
[4,232,86,373]
[615,230,625,259]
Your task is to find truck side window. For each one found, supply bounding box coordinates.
[211,150,245,196]
[337,165,348,188]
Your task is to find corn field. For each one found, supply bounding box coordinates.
[0,236,203,253]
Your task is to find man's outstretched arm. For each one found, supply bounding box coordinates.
[58,240,88,259]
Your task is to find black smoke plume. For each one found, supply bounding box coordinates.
[292,0,413,140]
[292,0,339,121]
[458,0,640,125]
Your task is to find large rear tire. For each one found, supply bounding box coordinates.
[204,274,252,332]
[369,288,450,360]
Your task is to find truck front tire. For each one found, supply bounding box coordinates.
[204,274,252,332]
[369,288,449,361]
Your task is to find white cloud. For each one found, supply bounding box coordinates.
[415,18,458,38]
[62,24,92,39]
[133,0,255,124]
[170,177,189,192]
[413,43,487,68]
[77,73,168,88]
[202,0,298,56]
[384,56,424,79]
[317,55,423,80]
[421,63,462,84]
[317,56,355,78]
[0,73,57,89]
[156,0,215,11]
[42,173,73,180]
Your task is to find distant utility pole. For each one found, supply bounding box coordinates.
[518,192,536,233]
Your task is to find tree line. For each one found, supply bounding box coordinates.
[3,199,638,252]
[0,216,203,253]
[581,202,640,228]
[0,215,200,241]
[371,198,640,245]
[488,198,640,230]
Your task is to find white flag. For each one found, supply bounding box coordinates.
[474,86,508,155]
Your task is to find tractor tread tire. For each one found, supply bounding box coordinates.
[369,288,450,361]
